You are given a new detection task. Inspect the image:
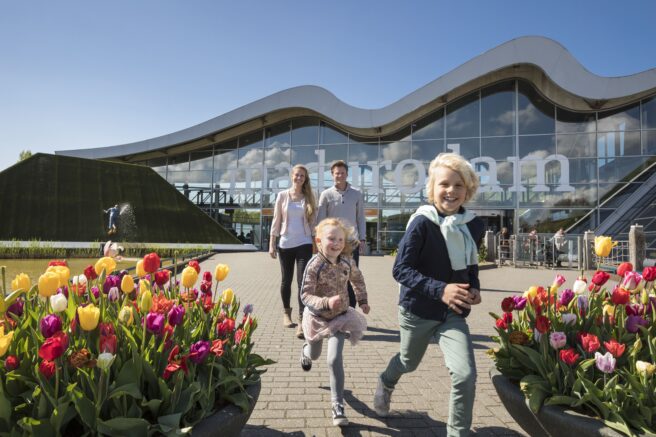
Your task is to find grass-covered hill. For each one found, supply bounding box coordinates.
[0,153,240,244]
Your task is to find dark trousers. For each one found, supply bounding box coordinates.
[347,248,359,308]
[278,244,313,316]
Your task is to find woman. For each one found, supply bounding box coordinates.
[270,164,317,338]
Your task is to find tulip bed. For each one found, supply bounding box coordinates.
[489,248,656,437]
[0,254,272,436]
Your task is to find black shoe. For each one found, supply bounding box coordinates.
[331,402,348,426]
[300,346,312,371]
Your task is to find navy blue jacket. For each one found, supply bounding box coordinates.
[392,208,484,322]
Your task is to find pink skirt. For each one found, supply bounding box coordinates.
[302,307,367,345]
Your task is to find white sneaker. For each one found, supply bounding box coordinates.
[331,402,348,426]
[373,377,393,416]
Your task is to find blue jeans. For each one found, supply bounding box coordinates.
[381,307,476,437]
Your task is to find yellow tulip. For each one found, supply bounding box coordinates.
[78,304,100,331]
[636,360,656,377]
[0,326,14,357]
[140,289,153,313]
[10,273,30,292]
[136,260,146,278]
[121,275,135,293]
[46,265,70,286]
[603,304,615,317]
[594,236,616,258]
[523,286,538,300]
[118,306,134,326]
[214,264,230,282]
[221,288,234,305]
[94,257,117,276]
[38,271,60,298]
[181,266,198,288]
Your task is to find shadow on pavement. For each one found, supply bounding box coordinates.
[362,325,400,342]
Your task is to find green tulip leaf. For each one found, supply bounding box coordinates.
[156,413,182,432]
[108,383,143,401]
[96,418,149,437]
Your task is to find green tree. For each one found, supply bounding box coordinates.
[18,150,32,161]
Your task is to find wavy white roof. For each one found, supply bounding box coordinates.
[57,36,656,160]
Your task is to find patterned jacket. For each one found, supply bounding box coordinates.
[300,252,368,320]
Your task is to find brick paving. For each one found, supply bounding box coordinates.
[200,252,587,436]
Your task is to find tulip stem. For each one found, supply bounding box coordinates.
[54,360,60,400]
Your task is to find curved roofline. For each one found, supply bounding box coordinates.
[57,35,656,160]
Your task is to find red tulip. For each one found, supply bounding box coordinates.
[210,339,225,357]
[611,287,630,305]
[643,267,656,282]
[5,355,19,371]
[188,260,200,273]
[579,332,600,353]
[617,262,633,278]
[535,315,551,334]
[154,270,170,287]
[39,360,57,379]
[99,334,117,354]
[591,271,610,287]
[38,331,69,361]
[559,348,580,366]
[84,265,98,281]
[501,297,515,313]
[143,253,161,274]
[603,339,626,358]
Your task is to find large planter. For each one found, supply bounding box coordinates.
[191,379,261,437]
[489,368,624,437]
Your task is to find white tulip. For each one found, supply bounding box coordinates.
[97,352,116,371]
[50,293,68,313]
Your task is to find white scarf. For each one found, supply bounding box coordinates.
[406,205,478,270]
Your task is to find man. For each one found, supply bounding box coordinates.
[104,204,119,235]
[317,161,366,307]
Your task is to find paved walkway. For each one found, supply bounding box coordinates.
[201,252,587,436]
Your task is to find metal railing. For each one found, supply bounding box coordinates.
[495,234,583,270]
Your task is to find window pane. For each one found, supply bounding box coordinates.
[481,136,514,160]
[644,129,656,155]
[446,92,480,138]
[597,131,641,157]
[643,96,656,130]
[239,131,263,149]
[147,157,167,173]
[264,146,290,167]
[413,108,444,140]
[518,81,555,134]
[238,147,263,168]
[518,135,555,158]
[349,142,378,164]
[481,81,515,136]
[446,138,479,160]
[167,154,189,172]
[214,150,238,169]
[566,158,597,183]
[380,141,411,163]
[598,103,640,132]
[557,133,596,158]
[556,108,596,133]
[518,208,589,233]
[320,122,348,144]
[264,122,291,148]
[190,151,214,170]
[412,140,444,161]
[291,117,319,146]
[469,185,516,207]
[598,156,653,183]
[291,146,317,165]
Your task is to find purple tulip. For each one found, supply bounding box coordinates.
[594,351,616,374]
[7,299,24,317]
[108,287,120,302]
[91,286,100,299]
[58,286,69,299]
[626,315,648,333]
[103,275,121,294]
[40,314,62,338]
[168,305,186,326]
[577,295,589,312]
[512,296,527,311]
[549,332,567,350]
[625,304,645,316]
[243,304,254,315]
[146,312,165,335]
[189,340,210,364]
[559,289,574,307]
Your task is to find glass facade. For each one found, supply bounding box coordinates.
[137,79,656,252]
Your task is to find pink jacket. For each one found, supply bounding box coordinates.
[270,190,317,239]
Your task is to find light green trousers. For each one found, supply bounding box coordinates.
[381,306,476,437]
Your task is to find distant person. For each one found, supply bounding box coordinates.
[270,164,317,339]
[238,231,246,243]
[552,227,567,267]
[497,227,511,264]
[104,204,119,235]
[317,160,366,308]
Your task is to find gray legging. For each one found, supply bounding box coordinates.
[303,332,347,404]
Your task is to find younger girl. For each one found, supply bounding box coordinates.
[299,218,371,427]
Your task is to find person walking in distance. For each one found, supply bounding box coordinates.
[299,218,370,427]
[269,165,317,338]
[317,160,366,307]
[104,204,120,235]
[373,153,484,437]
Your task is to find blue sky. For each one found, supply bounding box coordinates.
[1,0,655,171]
